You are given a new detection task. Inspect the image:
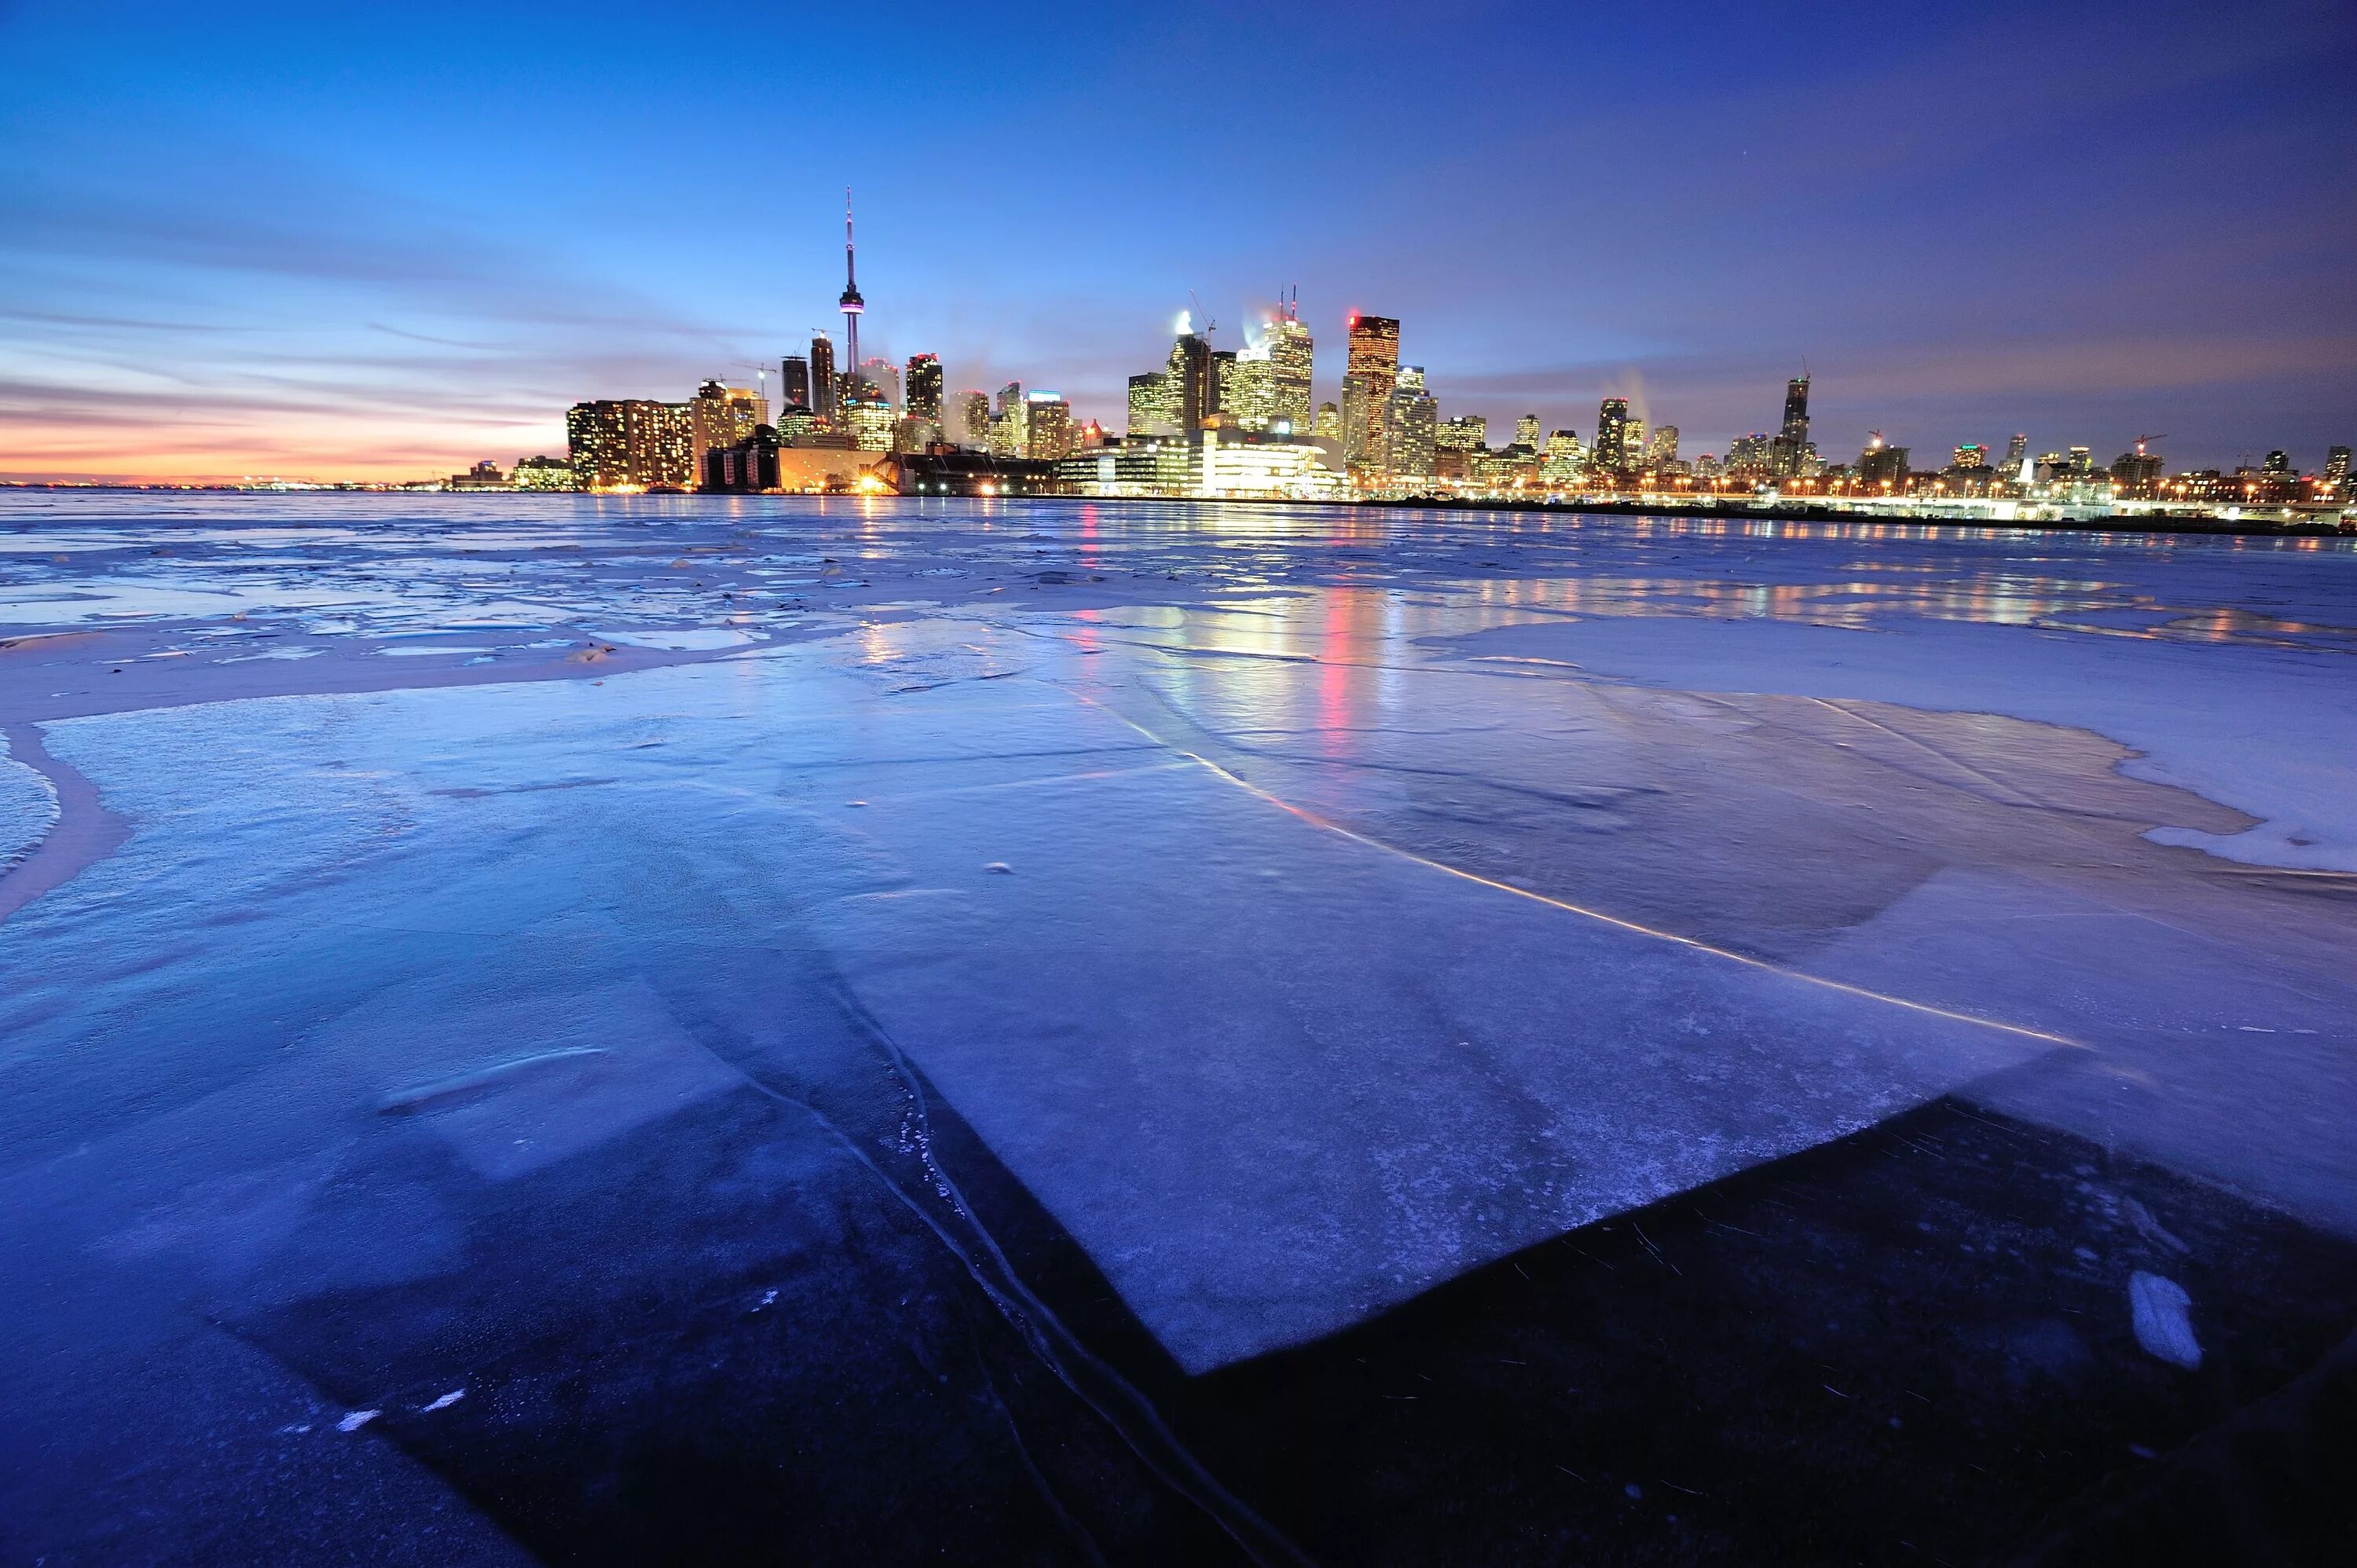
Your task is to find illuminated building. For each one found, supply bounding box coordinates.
[1221,344,1275,429]
[775,405,827,445]
[1024,391,1073,460]
[2110,440,2162,496]
[511,454,578,491]
[811,333,837,418]
[1594,397,1631,471]
[566,399,693,489]
[841,383,893,452]
[1513,414,1541,451]
[1057,436,1194,496]
[1952,443,1988,471]
[2003,432,2029,467]
[2325,445,2351,486]
[1694,452,1722,478]
[904,354,942,423]
[1128,372,1178,438]
[1385,365,1437,476]
[447,459,508,491]
[838,190,864,401]
[955,390,991,448]
[1168,327,1214,434]
[1437,415,1487,452]
[703,426,782,492]
[1198,428,1348,499]
[2262,449,2290,474]
[1343,314,1400,468]
[779,355,811,409]
[1857,433,1910,486]
[878,450,1064,496]
[860,357,900,410]
[992,381,1027,458]
[1266,296,1314,431]
[1623,417,1647,467]
[1771,374,1810,475]
[690,380,768,479]
[1541,430,1585,483]
[1727,433,1775,476]
[1313,401,1340,441]
[1646,424,1680,465]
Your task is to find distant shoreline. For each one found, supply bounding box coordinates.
[2,479,2348,541]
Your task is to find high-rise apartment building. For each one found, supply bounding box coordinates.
[1648,425,1680,465]
[1594,398,1631,471]
[1623,418,1648,468]
[1313,402,1341,440]
[1541,430,1586,482]
[690,380,768,479]
[860,357,899,410]
[1220,347,1275,429]
[842,383,893,452]
[779,355,811,410]
[1386,366,1438,476]
[1512,414,1541,451]
[566,399,695,490]
[2003,432,2029,467]
[811,334,838,418]
[955,390,991,449]
[904,354,942,423]
[1772,375,1811,475]
[1025,392,1074,461]
[1343,314,1401,468]
[2325,445,2352,485]
[992,381,1028,458]
[2262,449,2291,474]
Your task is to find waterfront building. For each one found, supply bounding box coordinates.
[775,405,825,444]
[811,333,838,418]
[1541,430,1585,483]
[1265,302,1314,432]
[1513,414,1541,450]
[779,355,811,409]
[1386,366,1438,476]
[1199,428,1348,500]
[955,390,991,448]
[1128,372,1178,438]
[1594,397,1632,471]
[841,383,894,452]
[690,380,768,478]
[1343,314,1400,468]
[1168,330,1215,434]
[1025,391,1074,461]
[566,398,694,490]
[904,354,942,423]
[511,454,578,491]
[1437,415,1487,452]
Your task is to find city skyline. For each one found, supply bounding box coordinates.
[2,0,2352,482]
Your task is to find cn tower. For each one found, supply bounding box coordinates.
[838,188,863,390]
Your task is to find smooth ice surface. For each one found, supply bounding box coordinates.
[2,493,2354,1547]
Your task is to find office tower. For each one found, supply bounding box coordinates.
[690,380,768,480]
[904,354,942,423]
[841,383,893,452]
[838,190,864,398]
[1386,366,1438,476]
[1168,331,1214,434]
[859,357,899,410]
[566,399,693,490]
[1541,430,1585,482]
[1595,397,1631,470]
[779,355,811,410]
[1222,344,1275,429]
[811,334,838,418]
[2003,432,2029,467]
[992,381,1028,457]
[2110,442,2162,494]
[2326,445,2352,484]
[1647,425,1680,464]
[1514,414,1541,450]
[1025,391,1074,461]
[1313,402,1341,440]
[2069,445,2094,475]
[1772,373,1811,475]
[1343,314,1400,467]
[2262,449,2290,473]
[1623,418,1647,467]
[955,390,991,448]
[1858,433,1910,485]
[1952,443,1988,470]
[1437,414,1488,452]
[1128,372,1177,438]
[1266,298,1314,432]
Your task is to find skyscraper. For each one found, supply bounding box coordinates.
[1168,330,1214,435]
[689,379,767,479]
[1343,314,1400,468]
[955,390,991,448]
[2262,449,2290,473]
[1772,375,1810,476]
[1647,424,1680,465]
[1265,295,1314,434]
[992,381,1028,458]
[2003,432,2029,467]
[861,357,900,410]
[1221,345,1274,429]
[1437,415,1488,452]
[1128,372,1177,438]
[811,334,837,419]
[1386,366,1438,476]
[566,399,693,490]
[2325,445,2352,485]
[1513,414,1541,451]
[904,354,942,423]
[1595,397,1631,471]
[1623,417,1647,468]
[779,355,811,410]
[1025,391,1073,461]
[838,190,864,397]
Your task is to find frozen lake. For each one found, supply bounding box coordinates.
[3,492,2353,1563]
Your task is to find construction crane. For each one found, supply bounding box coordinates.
[2132,432,2167,456]
[1187,289,1216,346]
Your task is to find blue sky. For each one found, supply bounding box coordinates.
[2,0,2351,479]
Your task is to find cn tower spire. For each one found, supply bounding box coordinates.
[838,187,864,393]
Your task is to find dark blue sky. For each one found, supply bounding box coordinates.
[2,0,2351,479]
